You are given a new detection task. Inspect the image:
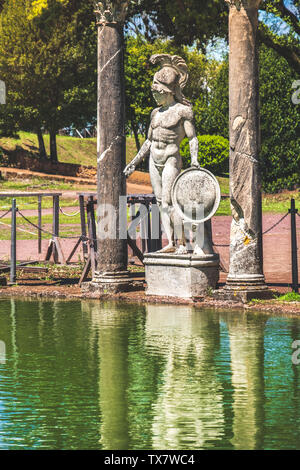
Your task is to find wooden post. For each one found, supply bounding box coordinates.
[140,204,147,254]
[88,196,97,276]
[79,195,88,261]
[128,202,135,259]
[151,202,162,252]
[45,194,65,264]
[147,203,152,253]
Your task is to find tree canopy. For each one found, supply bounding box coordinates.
[192,45,299,191]
[0,0,97,159]
[130,0,300,74]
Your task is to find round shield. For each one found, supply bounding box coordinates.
[171,167,221,224]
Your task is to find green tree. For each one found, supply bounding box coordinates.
[125,36,215,151]
[194,45,300,191]
[259,44,300,191]
[131,0,300,75]
[0,0,96,160]
[193,60,228,137]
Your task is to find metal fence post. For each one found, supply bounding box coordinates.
[38,195,42,254]
[10,198,17,284]
[79,195,88,261]
[289,198,299,293]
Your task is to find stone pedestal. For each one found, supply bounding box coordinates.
[213,283,275,303]
[82,271,144,295]
[144,253,219,299]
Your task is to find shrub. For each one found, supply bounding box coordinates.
[180,134,229,174]
[263,173,299,194]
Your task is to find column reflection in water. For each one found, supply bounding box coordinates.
[145,304,225,450]
[82,301,135,450]
[222,312,267,450]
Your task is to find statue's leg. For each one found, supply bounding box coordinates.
[159,157,181,252]
[149,157,162,204]
[149,157,164,249]
[193,220,215,255]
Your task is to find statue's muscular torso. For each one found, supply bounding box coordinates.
[149,102,194,165]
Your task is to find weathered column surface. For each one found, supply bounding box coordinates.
[88,1,134,294]
[221,0,272,300]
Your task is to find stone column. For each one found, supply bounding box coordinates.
[89,1,133,294]
[223,0,271,300]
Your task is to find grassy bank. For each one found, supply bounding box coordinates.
[1,131,299,215]
[0,130,137,166]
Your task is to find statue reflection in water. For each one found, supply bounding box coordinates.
[144,305,225,449]
[82,301,299,451]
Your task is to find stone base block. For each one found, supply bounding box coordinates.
[0,276,7,286]
[213,285,276,303]
[144,252,219,299]
[82,270,144,295]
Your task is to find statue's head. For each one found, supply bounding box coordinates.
[151,67,178,106]
[150,54,190,107]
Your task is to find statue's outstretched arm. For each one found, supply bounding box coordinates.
[184,119,199,168]
[124,126,152,177]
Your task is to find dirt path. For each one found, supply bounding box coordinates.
[0,213,298,291]
[213,214,299,288]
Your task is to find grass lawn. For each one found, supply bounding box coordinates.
[1,131,299,215]
[0,177,93,211]
[0,130,138,166]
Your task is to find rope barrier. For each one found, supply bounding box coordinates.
[0,208,12,219]
[212,212,291,248]
[1,205,297,259]
[262,212,289,235]
[59,207,80,217]
[16,209,82,240]
[0,220,37,237]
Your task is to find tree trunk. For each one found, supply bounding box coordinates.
[36,128,47,159]
[49,130,58,162]
[132,121,141,152]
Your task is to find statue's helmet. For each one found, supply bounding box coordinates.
[152,66,179,95]
[150,54,190,105]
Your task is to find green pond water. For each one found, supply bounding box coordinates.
[0,298,299,450]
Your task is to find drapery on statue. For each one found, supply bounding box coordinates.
[124,54,200,253]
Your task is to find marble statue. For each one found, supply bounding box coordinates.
[124,54,201,253]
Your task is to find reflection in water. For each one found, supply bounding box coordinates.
[82,301,132,450]
[222,313,266,450]
[0,299,100,449]
[145,305,224,450]
[0,298,299,450]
